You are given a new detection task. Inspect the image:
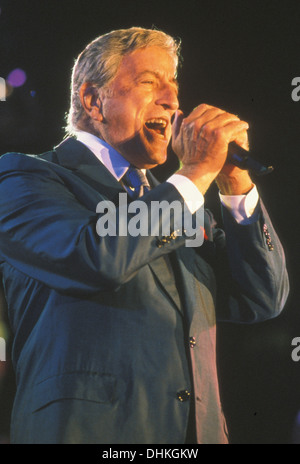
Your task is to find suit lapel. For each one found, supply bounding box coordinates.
[148,255,183,316]
[145,171,184,315]
[54,138,124,201]
[54,138,184,316]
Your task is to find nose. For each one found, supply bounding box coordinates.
[155,82,179,112]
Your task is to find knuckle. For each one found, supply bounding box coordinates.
[211,126,226,141]
[201,123,210,135]
[193,118,203,130]
[201,122,214,137]
[199,103,209,110]
[217,127,229,140]
[212,127,222,139]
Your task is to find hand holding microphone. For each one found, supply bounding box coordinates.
[172,104,272,196]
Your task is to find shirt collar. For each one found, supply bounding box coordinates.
[74,130,145,180]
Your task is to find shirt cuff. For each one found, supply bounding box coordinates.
[219,184,260,224]
[167,174,204,214]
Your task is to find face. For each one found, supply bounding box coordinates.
[96,46,179,169]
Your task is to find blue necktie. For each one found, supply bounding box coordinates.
[123,165,151,199]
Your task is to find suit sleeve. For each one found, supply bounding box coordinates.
[210,201,289,323]
[0,153,189,296]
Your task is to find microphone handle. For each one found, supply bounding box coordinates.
[227,142,274,176]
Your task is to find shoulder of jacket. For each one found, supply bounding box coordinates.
[0,150,59,174]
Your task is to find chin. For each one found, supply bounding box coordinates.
[146,140,169,165]
[141,150,168,169]
[121,136,169,169]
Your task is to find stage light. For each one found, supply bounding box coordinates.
[5,82,13,98]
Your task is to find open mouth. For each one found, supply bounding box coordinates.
[144,118,168,137]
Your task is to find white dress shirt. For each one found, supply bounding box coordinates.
[75,130,259,224]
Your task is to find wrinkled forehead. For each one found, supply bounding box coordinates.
[115,46,178,81]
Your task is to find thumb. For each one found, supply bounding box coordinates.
[172,109,184,141]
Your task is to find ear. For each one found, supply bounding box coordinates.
[79,82,103,122]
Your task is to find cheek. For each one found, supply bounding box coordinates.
[102,92,153,140]
[112,102,143,132]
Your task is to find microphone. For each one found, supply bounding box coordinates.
[227,142,274,176]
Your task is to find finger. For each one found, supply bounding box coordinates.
[233,130,249,151]
[180,109,228,144]
[184,109,242,144]
[191,114,245,146]
[183,104,223,126]
[219,120,250,145]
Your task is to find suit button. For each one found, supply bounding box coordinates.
[177,389,191,402]
[189,336,196,348]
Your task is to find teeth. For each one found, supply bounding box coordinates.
[146,118,167,127]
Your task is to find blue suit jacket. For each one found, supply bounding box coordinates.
[0,138,289,444]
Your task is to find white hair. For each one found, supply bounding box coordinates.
[65,27,181,136]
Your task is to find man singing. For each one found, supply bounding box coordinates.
[0,27,289,444]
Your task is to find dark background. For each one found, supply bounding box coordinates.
[0,0,299,444]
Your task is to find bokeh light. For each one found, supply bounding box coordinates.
[7,69,27,88]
